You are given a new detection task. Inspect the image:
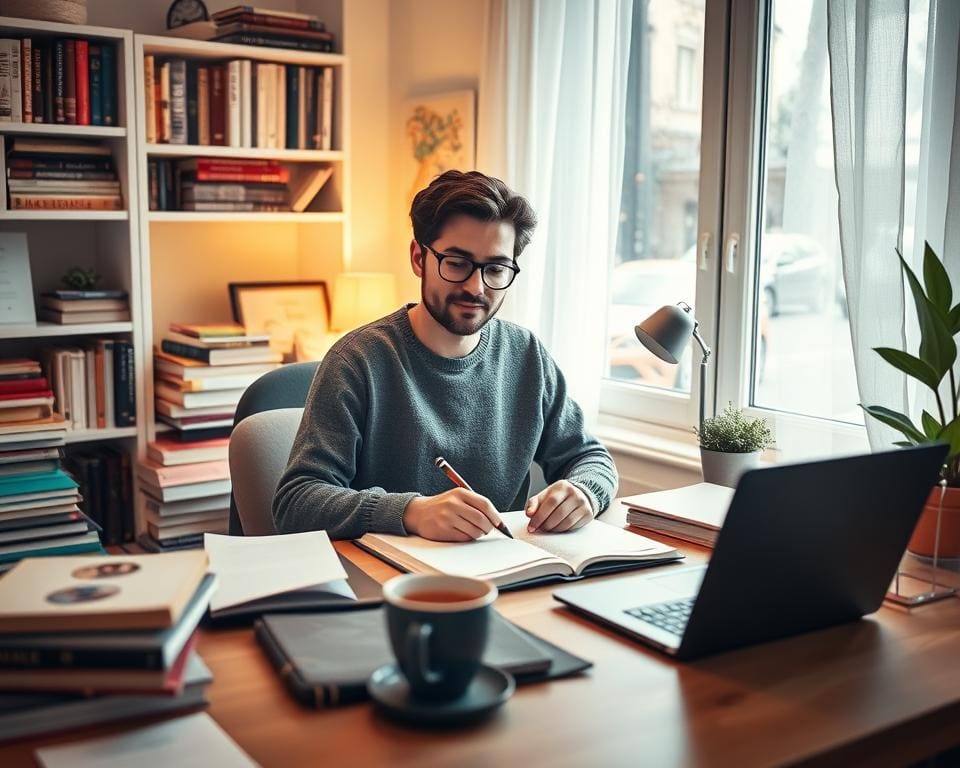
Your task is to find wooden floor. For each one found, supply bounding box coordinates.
[1,505,959,767]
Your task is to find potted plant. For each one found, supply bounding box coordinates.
[695,402,774,487]
[863,243,960,559]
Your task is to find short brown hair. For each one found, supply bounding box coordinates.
[409,170,537,260]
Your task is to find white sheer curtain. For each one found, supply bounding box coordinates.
[827,0,909,448]
[478,0,634,425]
[828,0,960,446]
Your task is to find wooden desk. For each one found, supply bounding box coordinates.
[2,504,960,767]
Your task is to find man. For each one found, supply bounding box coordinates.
[273,170,617,541]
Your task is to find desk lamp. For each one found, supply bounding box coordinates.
[634,301,711,430]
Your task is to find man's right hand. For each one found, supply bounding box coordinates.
[403,488,504,541]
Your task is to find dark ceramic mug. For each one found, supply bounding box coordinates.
[382,574,498,701]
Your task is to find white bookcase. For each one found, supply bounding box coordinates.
[0,17,145,454]
[132,34,350,535]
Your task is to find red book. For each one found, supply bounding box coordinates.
[0,389,54,401]
[0,377,48,395]
[63,39,77,125]
[74,39,89,125]
[193,169,289,183]
[210,65,226,146]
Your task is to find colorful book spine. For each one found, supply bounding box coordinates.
[63,38,76,124]
[43,43,54,122]
[113,341,135,428]
[20,38,31,123]
[210,65,226,146]
[169,59,187,144]
[197,66,210,145]
[101,43,116,125]
[0,40,11,121]
[227,59,241,148]
[53,39,65,123]
[75,40,90,126]
[31,43,42,122]
[8,39,22,123]
[143,55,156,142]
[88,43,102,125]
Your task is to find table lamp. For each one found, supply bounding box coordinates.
[331,272,398,332]
[634,301,712,430]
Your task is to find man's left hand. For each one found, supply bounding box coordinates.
[525,480,593,533]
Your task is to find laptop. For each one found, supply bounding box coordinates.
[553,445,947,660]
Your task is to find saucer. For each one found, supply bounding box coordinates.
[367,664,515,727]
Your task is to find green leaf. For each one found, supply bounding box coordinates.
[938,415,960,457]
[923,241,952,314]
[899,251,958,376]
[948,303,960,335]
[922,410,942,440]
[860,404,926,444]
[874,347,941,390]
[893,440,916,447]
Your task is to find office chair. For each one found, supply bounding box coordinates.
[228,361,319,535]
[227,361,540,536]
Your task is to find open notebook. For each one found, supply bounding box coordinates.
[356,510,682,589]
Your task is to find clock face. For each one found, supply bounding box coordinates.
[167,0,209,29]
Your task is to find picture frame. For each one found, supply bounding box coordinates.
[228,281,331,362]
[402,88,476,207]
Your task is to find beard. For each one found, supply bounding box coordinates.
[421,282,503,336]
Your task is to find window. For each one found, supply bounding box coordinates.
[602,0,931,460]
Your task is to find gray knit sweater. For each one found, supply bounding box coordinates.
[272,305,618,539]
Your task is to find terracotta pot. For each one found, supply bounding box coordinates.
[908,485,960,558]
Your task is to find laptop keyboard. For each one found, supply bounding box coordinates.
[625,597,695,636]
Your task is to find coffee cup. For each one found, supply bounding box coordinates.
[382,573,497,702]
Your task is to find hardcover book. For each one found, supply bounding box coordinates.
[0,550,208,632]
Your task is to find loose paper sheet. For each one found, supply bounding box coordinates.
[204,531,347,612]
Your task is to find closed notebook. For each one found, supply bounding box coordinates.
[255,609,580,708]
[356,510,682,589]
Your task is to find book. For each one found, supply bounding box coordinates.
[357,510,681,589]
[147,508,226,529]
[168,322,247,339]
[169,59,187,144]
[101,43,116,125]
[622,482,735,547]
[147,438,229,466]
[164,331,268,348]
[48,289,127,300]
[154,351,278,380]
[145,494,230,518]
[88,43,102,125]
[64,39,76,124]
[0,574,216,671]
[53,39,65,122]
[0,550,208,632]
[75,39,90,125]
[0,632,196,694]
[214,32,334,52]
[41,296,128,312]
[20,38,31,122]
[7,137,112,156]
[11,195,122,211]
[210,64,226,145]
[160,340,281,365]
[156,372,262,392]
[30,42,42,123]
[212,6,325,25]
[8,39,21,123]
[0,653,211,743]
[140,478,231,503]
[0,532,102,564]
[39,308,131,323]
[154,382,244,408]
[254,609,557,708]
[137,459,229,488]
[149,519,226,540]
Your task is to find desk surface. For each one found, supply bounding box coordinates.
[2,504,960,768]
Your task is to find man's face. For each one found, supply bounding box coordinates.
[413,215,517,337]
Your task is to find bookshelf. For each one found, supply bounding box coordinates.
[0,16,145,544]
[133,33,350,537]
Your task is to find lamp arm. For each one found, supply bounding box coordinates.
[692,323,712,432]
[691,324,712,361]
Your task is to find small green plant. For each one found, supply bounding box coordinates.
[863,243,960,485]
[695,402,774,453]
[60,266,101,290]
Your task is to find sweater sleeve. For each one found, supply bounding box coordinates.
[272,350,417,539]
[533,344,619,515]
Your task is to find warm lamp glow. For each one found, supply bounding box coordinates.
[331,272,398,331]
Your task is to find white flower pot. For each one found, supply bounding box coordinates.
[699,448,761,488]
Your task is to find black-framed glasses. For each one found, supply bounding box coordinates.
[420,243,521,290]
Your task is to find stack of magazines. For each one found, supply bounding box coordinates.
[0,551,215,742]
[170,5,335,52]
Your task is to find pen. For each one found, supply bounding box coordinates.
[434,456,515,539]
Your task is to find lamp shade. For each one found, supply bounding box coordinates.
[634,304,696,364]
[331,272,398,331]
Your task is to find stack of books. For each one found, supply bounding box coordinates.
[622,483,735,548]
[154,322,280,440]
[0,552,215,742]
[0,359,53,423]
[41,339,136,430]
[169,6,335,52]
[39,289,130,325]
[0,417,103,569]
[5,137,122,211]
[141,438,231,549]
[142,54,334,149]
[63,446,132,546]
[0,36,117,126]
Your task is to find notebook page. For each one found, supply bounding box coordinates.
[357,529,569,582]
[501,511,677,574]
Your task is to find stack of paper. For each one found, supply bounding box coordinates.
[621,483,734,547]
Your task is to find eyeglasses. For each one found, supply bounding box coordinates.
[420,243,521,290]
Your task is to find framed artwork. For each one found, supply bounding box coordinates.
[229,281,331,362]
[403,89,476,206]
